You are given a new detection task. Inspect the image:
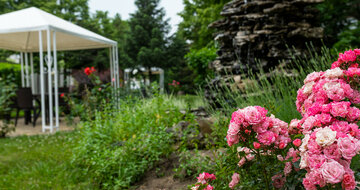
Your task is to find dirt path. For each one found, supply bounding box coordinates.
[5,117,76,137]
[134,155,194,190]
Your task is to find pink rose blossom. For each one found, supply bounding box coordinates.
[257,131,276,146]
[321,159,345,184]
[243,106,265,125]
[330,101,351,118]
[342,172,356,190]
[323,143,341,160]
[339,50,357,62]
[229,173,240,189]
[271,174,286,189]
[238,157,246,167]
[293,139,302,147]
[308,154,326,169]
[253,142,261,149]
[284,162,292,176]
[338,137,357,160]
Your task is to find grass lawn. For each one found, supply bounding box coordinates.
[0,131,92,189]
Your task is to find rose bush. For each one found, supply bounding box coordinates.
[191,49,360,189]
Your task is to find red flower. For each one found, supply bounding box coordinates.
[253,142,261,149]
[84,67,96,75]
[60,93,65,98]
[292,139,302,147]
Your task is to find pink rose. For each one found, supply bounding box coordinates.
[204,185,214,190]
[307,139,322,155]
[284,162,292,176]
[304,71,322,84]
[238,157,246,167]
[308,154,326,169]
[323,143,341,160]
[271,174,286,189]
[305,169,326,188]
[339,50,357,62]
[330,101,351,118]
[246,153,255,161]
[321,159,345,184]
[338,137,357,160]
[229,173,240,189]
[342,172,356,190]
[347,107,360,122]
[230,110,245,125]
[243,106,266,125]
[253,142,261,149]
[331,60,341,69]
[257,131,276,146]
[293,139,302,147]
[303,177,317,190]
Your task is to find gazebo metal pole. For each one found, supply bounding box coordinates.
[25,52,30,87]
[160,69,164,93]
[109,47,114,87]
[30,53,35,94]
[115,45,120,108]
[20,52,25,87]
[111,46,117,107]
[53,31,59,131]
[39,31,46,132]
[112,46,116,88]
[46,28,54,133]
[115,45,120,89]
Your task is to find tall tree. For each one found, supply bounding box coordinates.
[178,0,231,50]
[126,0,170,81]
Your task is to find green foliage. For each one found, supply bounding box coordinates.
[126,0,170,73]
[0,74,17,137]
[317,0,360,46]
[178,0,231,50]
[333,21,360,51]
[203,47,333,124]
[65,72,115,122]
[0,132,92,189]
[165,34,196,93]
[72,94,189,188]
[0,62,21,86]
[185,47,217,86]
[174,149,214,179]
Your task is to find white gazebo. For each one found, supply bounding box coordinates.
[0,7,120,132]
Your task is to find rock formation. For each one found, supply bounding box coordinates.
[205,0,324,107]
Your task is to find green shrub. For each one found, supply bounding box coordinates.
[0,62,21,86]
[185,47,217,87]
[72,94,190,188]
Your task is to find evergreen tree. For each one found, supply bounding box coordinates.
[126,0,170,81]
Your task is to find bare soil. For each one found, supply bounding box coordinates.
[134,154,193,190]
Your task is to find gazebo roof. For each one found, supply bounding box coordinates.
[0,7,117,52]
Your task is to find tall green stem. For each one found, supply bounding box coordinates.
[257,151,270,190]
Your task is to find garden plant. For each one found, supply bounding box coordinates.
[190,50,360,189]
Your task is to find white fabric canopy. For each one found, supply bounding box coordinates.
[0,7,120,133]
[0,7,117,52]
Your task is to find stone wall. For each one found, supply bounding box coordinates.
[205,0,324,107]
[209,0,324,75]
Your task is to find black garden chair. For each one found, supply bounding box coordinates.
[14,88,41,127]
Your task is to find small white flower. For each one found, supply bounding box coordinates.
[324,67,343,79]
[315,127,337,147]
[323,81,341,91]
[303,81,315,95]
[299,134,310,153]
